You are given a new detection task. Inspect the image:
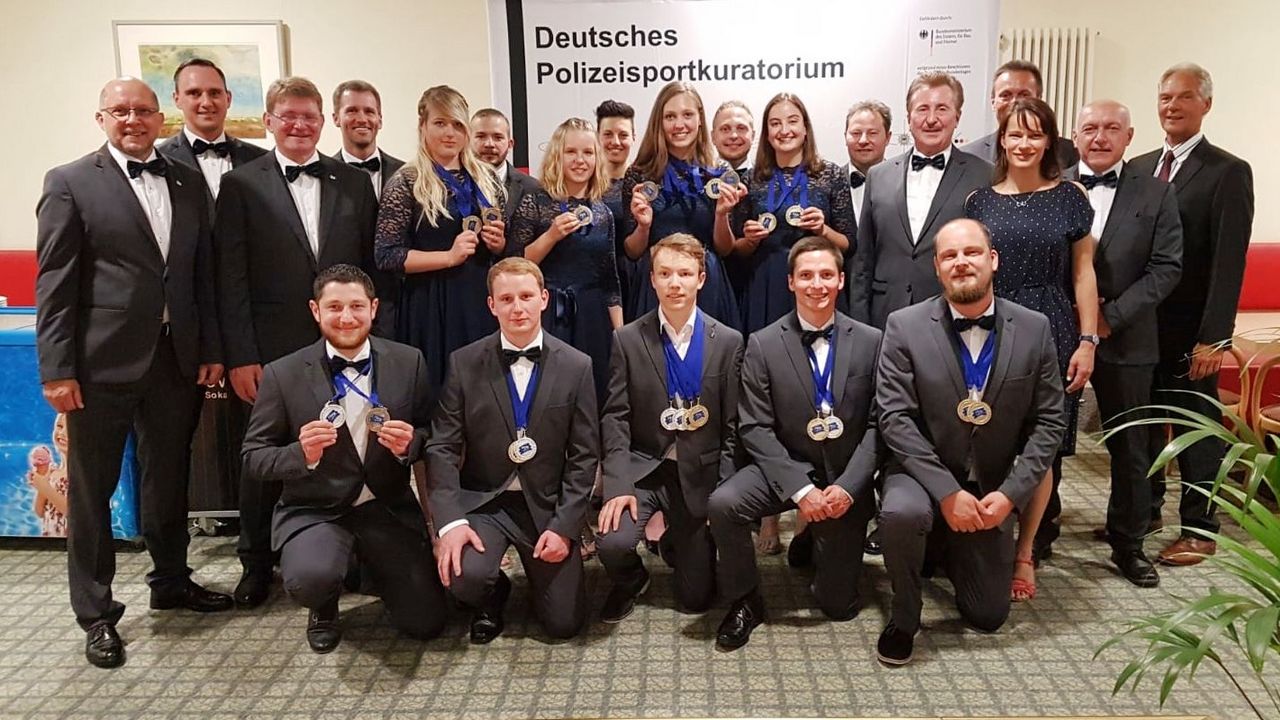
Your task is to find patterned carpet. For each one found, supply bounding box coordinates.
[0,439,1269,719]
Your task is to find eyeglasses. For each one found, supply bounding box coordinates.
[268,111,324,127]
[100,107,160,120]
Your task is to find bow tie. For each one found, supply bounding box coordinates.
[1080,170,1118,190]
[910,154,946,172]
[952,315,996,333]
[801,326,833,346]
[349,156,381,172]
[502,347,542,366]
[328,355,370,376]
[284,162,324,182]
[191,138,232,157]
[849,170,865,189]
[126,158,167,179]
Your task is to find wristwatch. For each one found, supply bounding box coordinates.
[1079,333,1100,345]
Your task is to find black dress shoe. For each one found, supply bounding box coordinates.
[151,580,234,613]
[306,602,342,654]
[1112,548,1160,588]
[234,568,272,608]
[85,624,125,669]
[715,590,765,651]
[864,523,883,556]
[876,621,916,666]
[787,528,814,568]
[470,573,511,645]
[600,571,650,624]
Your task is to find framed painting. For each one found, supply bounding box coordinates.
[113,20,287,139]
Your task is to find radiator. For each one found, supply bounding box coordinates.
[1000,27,1098,133]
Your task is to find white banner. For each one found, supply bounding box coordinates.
[488,0,998,173]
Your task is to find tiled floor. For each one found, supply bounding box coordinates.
[0,442,1270,719]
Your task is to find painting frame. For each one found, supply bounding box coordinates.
[112,20,287,140]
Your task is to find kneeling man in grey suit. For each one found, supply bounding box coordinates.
[242,265,447,654]
[708,236,882,651]
[875,219,1066,665]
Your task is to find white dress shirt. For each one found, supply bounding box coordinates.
[108,143,172,322]
[1080,160,1123,240]
[184,127,233,199]
[1154,132,1204,182]
[658,307,698,460]
[846,164,870,225]
[275,149,322,257]
[316,340,376,506]
[341,147,383,199]
[949,302,996,399]
[791,313,848,505]
[905,145,951,243]
[495,161,510,186]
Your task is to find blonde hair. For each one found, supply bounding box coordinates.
[538,118,609,203]
[266,76,323,114]
[408,86,503,228]
[650,232,706,273]
[487,257,545,293]
[906,71,965,113]
[632,82,715,180]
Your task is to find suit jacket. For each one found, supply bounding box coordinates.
[36,145,219,384]
[877,297,1066,509]
[425,332,599,540]
[1063,164,1183,365]
[601,310,743,518]
[158,131,267,175]
[329,148,406,191]
[1129,139,1254,355]
[738,311,881,500]
[214,152,384,368]
[503,163,540,221]
[241,337,434,549]
[850,148,993,329]
[961,132,1079,169]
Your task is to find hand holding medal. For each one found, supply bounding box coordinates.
[299,420,338,466]
[549,210,582,242]
[478,216,506,254]
[374,419,415,457]
[630,182,659,228]
[448,230,479,266]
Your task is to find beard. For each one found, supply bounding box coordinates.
[944,276,990,304]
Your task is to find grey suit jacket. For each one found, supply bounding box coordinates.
[329,148,405,191]
[877,296,1066,509]
[504,163,540,221]
[961,132,1079,169]
[36,145,219,384]
[1064,164,1183,365]
[849,148,993,329]
[601,310,743,518]
[738,311,881,500]
[425,332,599,540]
[241,337,435,549]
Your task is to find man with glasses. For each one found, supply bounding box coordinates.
[214,76,385,609]
[36,77,231,669]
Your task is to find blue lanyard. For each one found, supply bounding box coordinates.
[332,364,379,407]
[662,158,707,200]
[660,312,705,404]
[803,329,836,412]
[558,200,593,233]
[505,363,541,431]
[433,163,492,217]
[960,329,997,394]
[766,167,809,214]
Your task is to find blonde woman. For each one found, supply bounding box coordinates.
[375,85,506,388]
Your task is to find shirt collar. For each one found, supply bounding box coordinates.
[948,299,996,322]
[106,143,158,176]
[275,148,322,171]
[495,162,510,184]
[1163,131,1204,160]
[184,127,228,147]
[325,338,371,363]
[1079,159,1124,178]
[911,144,952,164]
[658,307,697,337]
[500,330,543,352]
[797,312,836,332]
[340,147,379,165]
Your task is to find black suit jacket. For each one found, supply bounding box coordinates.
[425,332,599,539]
[214,152,383,368]
[503,163,540,221]
[241,337,434,549]
[1064,164,1183,365]
[1129,139,1253,355]
[36,145,219,384]
[738,311,881,500]
[329,148,405,192]
[601,310,743,518]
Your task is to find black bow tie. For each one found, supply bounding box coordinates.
[328,355,370,376]
[126,158,167,179]
[1080,170,1118,190]
[284,162,324,182]
[502,347,542,366]
[952,315,996,333]
[349,156,381,172]
[191,138,232,157]
[801,326,834,346]
[910,154,946,172]
[849,170,865,189]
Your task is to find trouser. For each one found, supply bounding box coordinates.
[1091,361,1158,550]
[237,397,282,573]
[1149,356,1222,534]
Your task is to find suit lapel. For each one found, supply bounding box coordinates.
[1098,165,1140,252]
[928,298,967,399]
[1173,141,1208,192]
[527,339,559,433]
[980,300,1016,408]
[830,315,854,406]
[699,314,719,395]
[919,152,968,241]
[262,161,316,266]
[173,134,198,168]
[485,340,518,439]
[780,314,818,409]
[304,342,362,461]
[640,312,669,393]
[892,155,913,242]
[96,148,165,270]
[317,159,341,261]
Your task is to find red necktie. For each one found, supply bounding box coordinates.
[1157,150,1175,182]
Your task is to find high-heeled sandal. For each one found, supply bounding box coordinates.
[1011,557,1037,602]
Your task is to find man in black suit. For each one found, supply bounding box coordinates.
[707,236,882,651]
[961,60,1079,169]
[1129,63,1254,567]
[330,80,404,200]
[215,76,383,608]
[427,258,598,643]
[157,58,267,202]
[242,265,446,653]
[470,108,539,221]
[842,99,894,233]
[596,234,743,623]
[876,219,1066,665]
[36,77,233,669]
[1063,100,1182,586]
[850,72,993,330]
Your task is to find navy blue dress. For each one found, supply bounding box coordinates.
[731,160,856,334]
[964,181,1094,454]
[374,167,500,391]
[603,177,638,322]
[618,165,741,330]
[509,189,621,402]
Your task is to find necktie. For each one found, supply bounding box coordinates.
[349,157,381,172]
[849,170,866,189]
[126,158,167,179]
[191,138,232,157]
[285,162,324,182]
[911,154,946,172]
[328,355,371,376]
[1080,171,1118,190]
[801,327,833,346]
[1156,150,1175,182]
[502,347,542,366]
[952,315,996,333]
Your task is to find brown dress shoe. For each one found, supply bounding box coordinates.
[1157,537,1216,566]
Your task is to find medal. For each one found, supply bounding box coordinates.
[806,416,829,441]
[757,212,777,233]
[967,400,993,426]
[686,403,710,430]
[784,204,805,226]
[320,402,345,428]
[721,168,741,187]
[638,181,661,202]
[824,415,844,439]
[481,206,502,224]
[659,312,708,435]
[956,398,975,422]
[461,215,482,234]
[660,406,684,432]
[506,360,541,463]
[766,167,809,231]
[956,323,998,426]
[435,162,491,233]
[573,205,594,226]
[804,329,838,442]
[704,177,723,199]
[508,430,538,463]
[366,405,390,433]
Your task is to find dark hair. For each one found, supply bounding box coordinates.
[845,100,892,134]
[787,235,844,275]
[752,92,823,183]
[993,97,1061,184]
[172,58,227,91]
[993,60,1043,96]
[332,79,382,113]
[595,99,635,125]
[313,264,376,300]
[471,107,510,127]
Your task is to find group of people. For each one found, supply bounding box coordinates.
[34,54,1252,671]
